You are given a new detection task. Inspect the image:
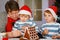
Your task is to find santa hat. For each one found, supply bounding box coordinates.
[45,6,58,20]
[18,5,32,17]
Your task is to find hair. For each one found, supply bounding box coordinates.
[5,0,19,13]
[44,10,52,14]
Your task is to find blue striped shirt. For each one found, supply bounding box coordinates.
[13,20,39,32]
[40,23,60,38]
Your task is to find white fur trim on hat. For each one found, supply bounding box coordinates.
[18,10,31,17]
[45,8,57,20]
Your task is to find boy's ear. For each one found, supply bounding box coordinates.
[8,12,11,15]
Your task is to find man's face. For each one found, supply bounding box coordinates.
[8,10,19,20]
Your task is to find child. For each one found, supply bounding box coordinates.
[5,0,19,32]
[4,0,22,38]
[13,5,39,37]
[40,6,60,39]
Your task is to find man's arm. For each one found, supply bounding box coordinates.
[6,30,22,38]
[5,17,16,32]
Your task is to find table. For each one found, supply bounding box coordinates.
[8,38,60,40]
[9,38,19,40]
[0,38,60,40]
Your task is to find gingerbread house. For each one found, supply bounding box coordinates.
[24,27,39,40]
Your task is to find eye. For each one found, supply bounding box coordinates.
[48,15,51,17]
[20,15,23,17]
[25,16,27,18]
[24,15,28,18]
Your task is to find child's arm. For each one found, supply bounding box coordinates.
[52,35,59,39]
[40,25,49,36]
[52,25,60,39]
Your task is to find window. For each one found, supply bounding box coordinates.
[24,0,42,21]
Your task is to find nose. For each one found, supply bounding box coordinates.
[13,14,16,17]
[45,16,48,20]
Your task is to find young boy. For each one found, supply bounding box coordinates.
[40,6,60,39]
[4,0,22,38]
[5,0,19,32]
[13,5,39,35]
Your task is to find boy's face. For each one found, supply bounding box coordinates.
[44,12,55,23]
[8,10,19,20]
[19,14,30,22]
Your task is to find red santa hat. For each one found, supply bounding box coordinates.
[18,5,32,17]
[45,6,58,20]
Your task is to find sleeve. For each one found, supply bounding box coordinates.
[32,21,39,32]
[12,22,19,31]
[5,17,16,32]
[58,24,60,34]
[39,25,44,34]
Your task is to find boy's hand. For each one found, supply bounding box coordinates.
[22,26,28,30]
[42,29,49,35]
[21,26,28,32]
[52,35,57,39]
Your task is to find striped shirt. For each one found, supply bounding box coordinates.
[40,23,60,38]
[13,20,39,32]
